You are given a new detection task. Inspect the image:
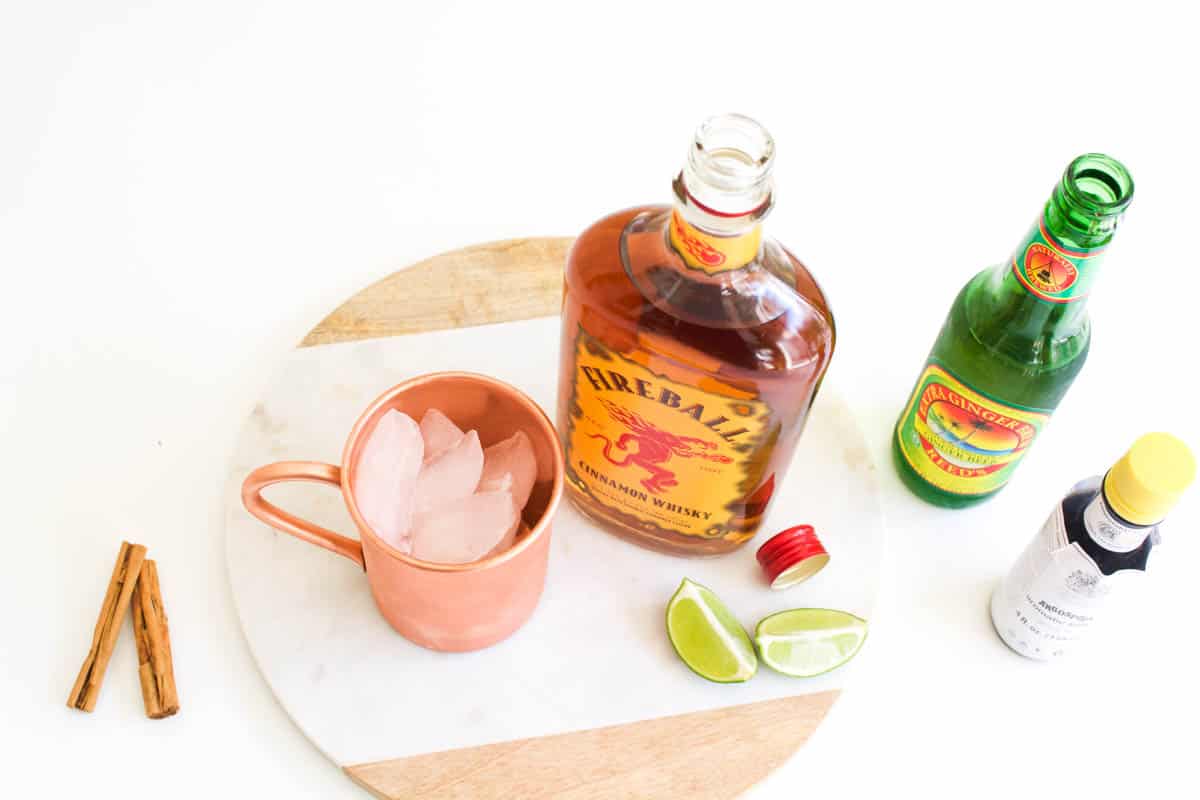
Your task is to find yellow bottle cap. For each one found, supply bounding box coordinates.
[1103,433,1196,525]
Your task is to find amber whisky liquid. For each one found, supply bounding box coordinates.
[558,203,835,556]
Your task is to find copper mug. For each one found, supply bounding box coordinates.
[240,372,564,652]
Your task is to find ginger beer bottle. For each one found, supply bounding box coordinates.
[894,154,1134,507]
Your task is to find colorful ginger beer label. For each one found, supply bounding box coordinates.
[564,329,772,540]
[896,363,1050,496]
[1011,216,1108,303]
[668,210,762,275]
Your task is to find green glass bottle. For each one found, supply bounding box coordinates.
[893,154,1134,508]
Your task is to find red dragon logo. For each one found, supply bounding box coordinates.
[588,399,733,494]
[672,212,726,267]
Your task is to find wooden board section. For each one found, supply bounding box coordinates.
[303,238,572,347]
[301,237,839,798]
[346,693,838,800]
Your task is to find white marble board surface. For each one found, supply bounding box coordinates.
[224,316,885,768]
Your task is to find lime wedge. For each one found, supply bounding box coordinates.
[754,609,868,678]
[666,578,757,683]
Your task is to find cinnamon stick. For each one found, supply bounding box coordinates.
[130,559,179,718]
[67,541,147,712]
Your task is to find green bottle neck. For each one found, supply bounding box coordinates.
[982,154,1134,339]
[989,208,1102,328]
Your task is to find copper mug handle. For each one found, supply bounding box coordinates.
[241,461,365,569]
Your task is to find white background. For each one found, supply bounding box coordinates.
[2,1,1196,798]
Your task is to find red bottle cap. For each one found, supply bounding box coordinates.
[756,525,829,589]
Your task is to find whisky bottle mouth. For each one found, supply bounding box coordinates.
[691,113,775,190]
[678,113,776,225]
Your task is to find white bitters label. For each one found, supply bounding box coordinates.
[990,495,1145,661]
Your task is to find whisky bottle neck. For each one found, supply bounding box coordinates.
[668,201,763,275]
[667,113,774,275]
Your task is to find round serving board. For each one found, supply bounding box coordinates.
[224,238,885,799]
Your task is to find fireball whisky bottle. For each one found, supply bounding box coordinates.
[558,114,836,556]
[894,154,1134,508]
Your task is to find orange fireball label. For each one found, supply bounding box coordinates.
[668,210,761,275]
[564,329,772,540]
[896,363,1050,495]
